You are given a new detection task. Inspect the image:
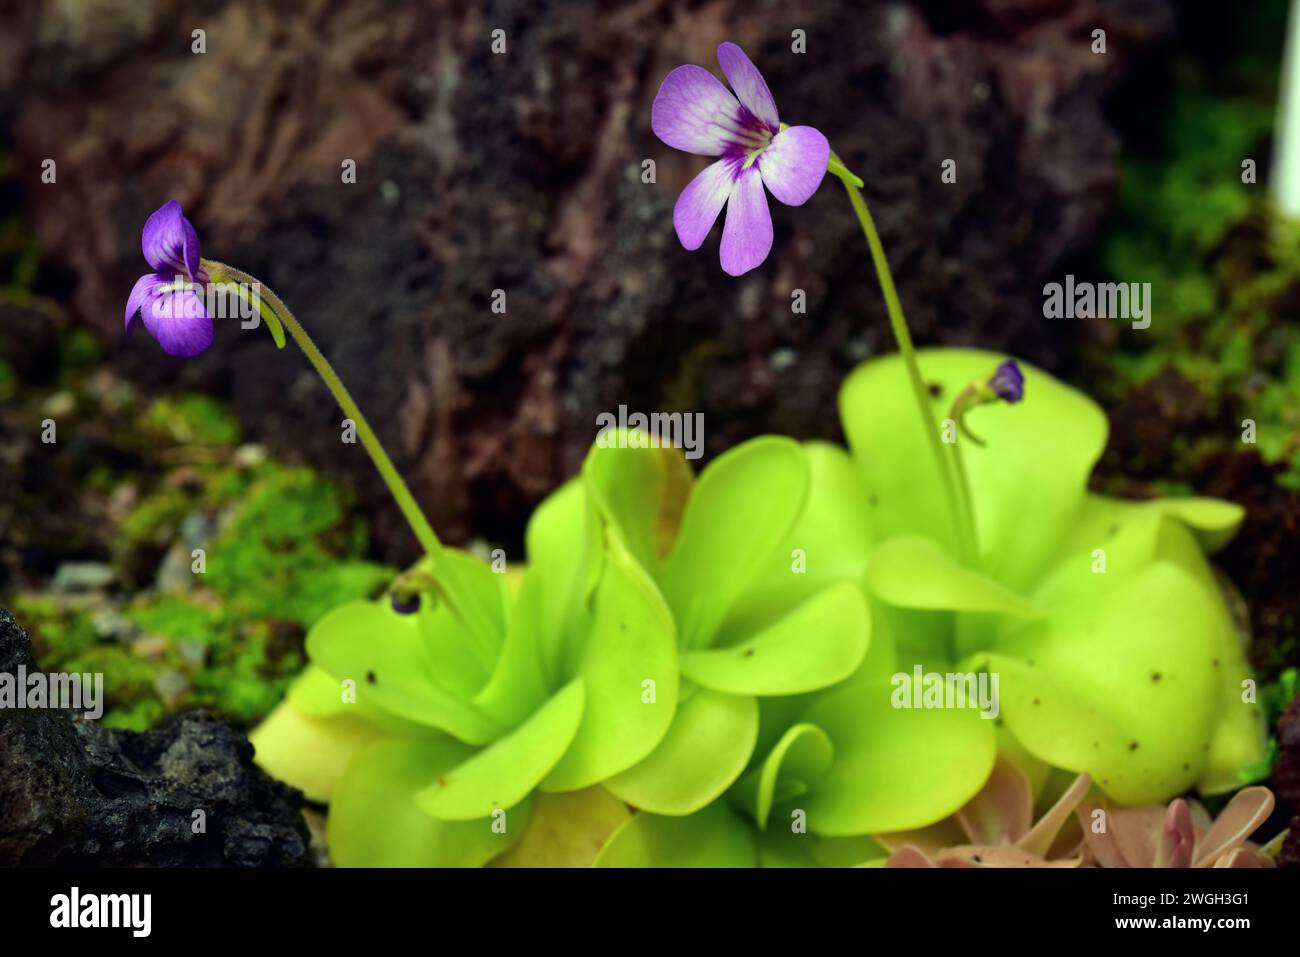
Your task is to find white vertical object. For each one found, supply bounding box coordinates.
[1274,0,1300,216]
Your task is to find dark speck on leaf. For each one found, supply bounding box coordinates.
[1151,672,1162,683]
[1129,741,1139,751]
[1032,697,1040,706]
[366,671,376,684]
[743,648,755,657]
[1212,658,1220,668]
[1183,762,1190,771]
[928,382,942,397]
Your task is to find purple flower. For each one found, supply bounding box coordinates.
[988,360,1024,403]
[124,200,214,357]
[651,42,830,276]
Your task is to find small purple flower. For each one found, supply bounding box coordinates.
[988,360,1024,403]
[652,42,830,276]
[124,200,214,358]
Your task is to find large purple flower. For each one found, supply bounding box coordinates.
[124,200,214,357]
[652,42,830,276]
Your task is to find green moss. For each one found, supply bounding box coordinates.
[203,467,393,629]
[119,488,193,549]
[1097,78,1300,479]
[58,328,101,374]
[24,458,393,729]
[140,393,242,446]
[1236,667,1298,784]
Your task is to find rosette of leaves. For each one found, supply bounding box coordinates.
[252,488,681,866]
[252,430,871,865]
[574,433,872,816]
[591,348,1267,867]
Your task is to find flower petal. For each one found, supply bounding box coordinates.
[673,158,737,250]
[651,64,747,156]
[719,165,773,276]
[759,125,830,206]
[716,42,779,132]
[141,199,201,280]
[141,283,215,357]
[124,272,165,334]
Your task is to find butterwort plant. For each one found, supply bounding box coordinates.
[122,201,686,864]
[123,201,863,865]
[124,31,1272,865]
[590,349,1265,866]
[652,41,971,565]
[586,41,1270,866]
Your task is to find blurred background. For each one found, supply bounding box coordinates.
[0,0,1297,821]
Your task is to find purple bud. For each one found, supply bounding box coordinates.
[390,591,421,615]
[989,360,1024,403]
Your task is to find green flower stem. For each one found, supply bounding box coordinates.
[203,258,455,574]
[827,158,978,563]
[947,441,978,563]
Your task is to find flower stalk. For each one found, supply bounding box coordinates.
[827,158,978,564]
[200,260,487,632]
[203,259,446,563]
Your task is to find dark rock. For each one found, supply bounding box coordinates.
[1280,816,1300,869]
[1275,692,1300,868]
[0,608,312,866]
[1190,451,1300,678]
[1,0,1174,561]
